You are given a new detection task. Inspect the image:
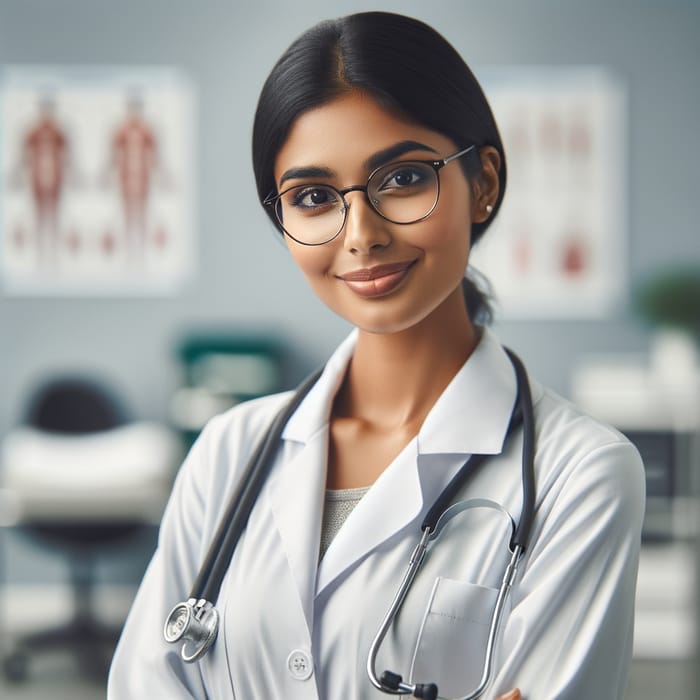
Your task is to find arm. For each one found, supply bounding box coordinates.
[107,392,290,699]
[107,416,222,699]
[494,439,645,699]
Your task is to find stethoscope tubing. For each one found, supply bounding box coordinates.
[190,368,323,602]
[367,527,433,694]
[504,348,536,551]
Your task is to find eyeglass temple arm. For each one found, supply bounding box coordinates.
[441,144,476,166]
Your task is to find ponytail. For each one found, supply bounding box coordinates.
[461,269,493,326]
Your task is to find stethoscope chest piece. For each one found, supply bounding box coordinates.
[164,598,219,663]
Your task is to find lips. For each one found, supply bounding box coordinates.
[338,260,417,298]
[339,261,416,281]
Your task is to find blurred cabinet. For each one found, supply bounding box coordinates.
[621,429,698,542]
[169,333,287,446]
[571,343,699,661]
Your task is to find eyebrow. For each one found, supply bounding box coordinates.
[278,140,440,188]
[365,140,439,172]
[279,165,335,188]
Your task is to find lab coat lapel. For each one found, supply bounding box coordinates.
[265,332,357,629]
[316,437,424,596]
[267,427,328,629]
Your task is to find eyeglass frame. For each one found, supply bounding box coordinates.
[263,144,478,246]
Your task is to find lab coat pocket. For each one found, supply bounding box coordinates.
[409,576,498,698]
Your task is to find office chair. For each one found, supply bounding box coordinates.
[1,375,178,682]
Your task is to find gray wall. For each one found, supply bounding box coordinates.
[0,0,698,432]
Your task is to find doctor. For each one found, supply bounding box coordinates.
[108,11,645,700]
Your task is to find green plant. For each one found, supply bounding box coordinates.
[635,267,700,341]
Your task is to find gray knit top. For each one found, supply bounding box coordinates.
[319,486,370,560]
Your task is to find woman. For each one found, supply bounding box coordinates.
[109,12,644,699]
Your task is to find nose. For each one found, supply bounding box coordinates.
[341,190,391,254]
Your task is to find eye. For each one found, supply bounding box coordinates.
[289,185,340,210]
[375,164,431,193]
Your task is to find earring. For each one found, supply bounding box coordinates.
[485,204,494,214]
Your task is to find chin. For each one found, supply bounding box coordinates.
[316,283,460,336]
[335,304,437,336]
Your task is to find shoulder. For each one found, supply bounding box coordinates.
[530,381,645,520]
[196,390,296,465]
[164,390,296,538]
[176,390,296,489]
[534,383,633,454]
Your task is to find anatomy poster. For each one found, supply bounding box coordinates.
[470,68,627,318]
[0,67,195,295]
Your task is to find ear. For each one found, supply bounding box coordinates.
[470,146,501,224]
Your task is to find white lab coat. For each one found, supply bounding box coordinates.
[108,329,645,700]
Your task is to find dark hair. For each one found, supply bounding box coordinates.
[252,11,506,323]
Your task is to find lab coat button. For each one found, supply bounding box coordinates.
[287,649,313,680]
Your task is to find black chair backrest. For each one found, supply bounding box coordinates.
[26,377,128,434]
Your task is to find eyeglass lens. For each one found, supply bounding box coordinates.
[275,160,440,245]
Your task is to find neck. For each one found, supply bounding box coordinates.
[336,288,479,430]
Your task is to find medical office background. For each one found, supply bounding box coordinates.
[0,0,698,697]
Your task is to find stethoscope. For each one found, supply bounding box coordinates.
[164,347,536,700]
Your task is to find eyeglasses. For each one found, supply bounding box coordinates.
[264,145,476,246]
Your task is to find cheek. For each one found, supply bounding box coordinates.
[413,175,473,252]
[286,242,334,286]
[428,216,470,249]
[412,202,472,265]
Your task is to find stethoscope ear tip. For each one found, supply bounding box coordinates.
[379,670,403,690]
[414,684,438,700]
[379,670,438,700]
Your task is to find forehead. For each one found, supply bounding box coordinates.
[273,92,456,181]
